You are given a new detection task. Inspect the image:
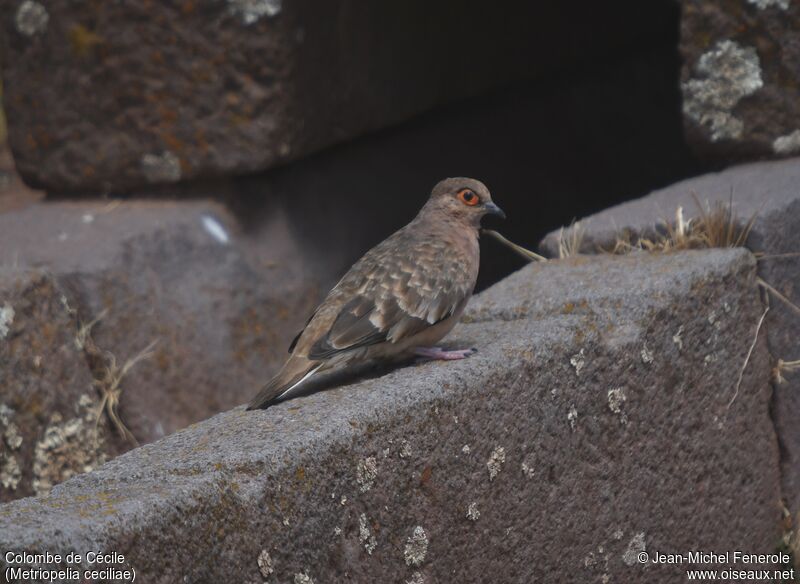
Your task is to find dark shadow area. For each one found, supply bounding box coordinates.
[40,2,704,293]
[227,40,707,291]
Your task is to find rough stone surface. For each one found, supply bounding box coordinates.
[0,250,783,582]
[0,0,676,191]
[0,270,126,502]
[540,157,800,521]
[680,0,800,161]
[0,199,351,454]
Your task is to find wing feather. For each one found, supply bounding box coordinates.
[303,234,474,361]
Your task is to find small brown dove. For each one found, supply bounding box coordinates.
[247,177,504,409]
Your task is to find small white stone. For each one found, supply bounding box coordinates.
[201,215,230,244]
[640,345,654,364]
[406,573,424,584]
[340,495,347,506]
[399,439,412,459]
[461,444,470,455]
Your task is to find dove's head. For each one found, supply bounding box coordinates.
[423,177,505,228]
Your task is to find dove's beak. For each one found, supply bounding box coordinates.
[484,202,506,219]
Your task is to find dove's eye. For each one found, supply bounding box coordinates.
[457,189,479,206]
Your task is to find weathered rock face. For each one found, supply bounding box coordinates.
[540,157,800,523]
[0,250,783,582]
[0,270,126,503]
[0,0,678,191]
[680,0,800,161]
[0,199,353,454]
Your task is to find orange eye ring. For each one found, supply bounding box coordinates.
[457,189,479,206]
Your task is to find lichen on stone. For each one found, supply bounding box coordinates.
[682,40,763,142]
[358,513,377,554]
[32,394,107,495]
[0,404,14,427]
[399,439,412,459]
[672,325,684,351]
[567,406,579,430]
[257,549,273,578]
[622,532,646,566]
[4,422,22,450]
[293,572,314,584]
[15,0,48,36]
[607,388,628,425]
[640,344,654,364]
[521,456,535,479]
[773,130,800,155]
[406,572,425,584]
[747,0,789,8]
[466,502,480,521]
[227,0,282,25]
[570,349,586,375]
[1,455,21,490]
[141,151,182,183]
[487,446,506,481]
[356,456,378,492]
[0,303,14,339]
[404,526,428,567]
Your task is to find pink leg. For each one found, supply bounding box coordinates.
[414,346,477,360]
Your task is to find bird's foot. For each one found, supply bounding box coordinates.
[414,346,477,360]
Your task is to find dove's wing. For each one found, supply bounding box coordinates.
[294,231,476,361]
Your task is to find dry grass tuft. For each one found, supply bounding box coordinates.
[610,195,758,254]
[557,220,585,259]
[728,301,769,409]
[774,359,800,385]
[74,309,156,445]
[90,340,158,446]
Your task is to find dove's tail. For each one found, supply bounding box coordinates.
[247,356,323,410]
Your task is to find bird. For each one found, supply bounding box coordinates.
[247,177,504,410]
